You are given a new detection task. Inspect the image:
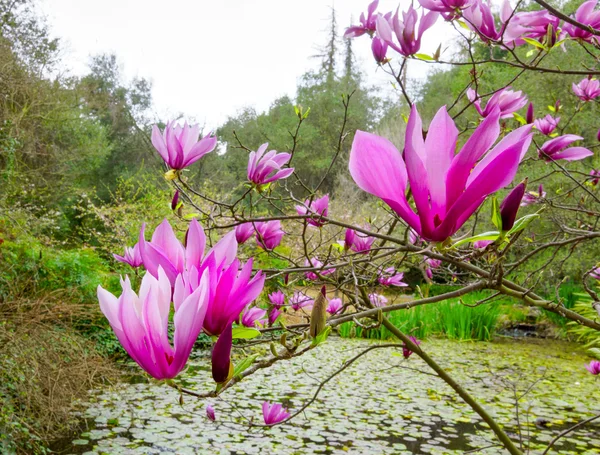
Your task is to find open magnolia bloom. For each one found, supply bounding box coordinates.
[350,105,533,242]
[97,267,209,380]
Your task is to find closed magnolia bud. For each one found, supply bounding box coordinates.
[310,286,328,338]
[171,190,180,210]
[500,180,527,231]
[525,102,534,124]
[344,229,355,250]
[211,323,233,384]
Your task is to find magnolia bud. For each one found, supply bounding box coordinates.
[344,229,355,250]
[211,324,234,384]
[500,179,527,231]
[171,190,180,210]
[310,286,328,338]
[526,102,534,124]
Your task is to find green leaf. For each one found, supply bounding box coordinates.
[401,113,409,123]
[523,37,546,49]
[491,197,502,231]
[513,112,526,125]
[457,20,471,31]
[183,213,200,220]
[414,53,433,61]
[332,242,344,252]
[507,213,540,235]
[548,105,556,112]
[293,105,300,116]
[525,49,535,58]
[302,107,311,119]
[233,354,259,378]
[231,327,261,340]
[312,326,331,346]
[452,231,500,248]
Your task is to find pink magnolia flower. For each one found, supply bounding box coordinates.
[590,267,600,280]
[426,267,433,280]
[572,78,600,101]
[426,258,442,269]
[151,121,217,171]
[534,115,560,136]
[376,5,439,56]
[371,37,389,63]
[247,143,294,186]
[341,228,356,250]
[585,360,600,375]
[327,298,343,315]
[539,135,593,162]
[462,0,506,42]
[241,306,267,328]
[268,290,285,308]
[296,195,329,227]
[402,336,421,359]
[409,229,422,245]
[474,240,494,249]
[521,184,546,206]
[290,291,313,311]
[344,0,380,38]
[97,267,209,380]
[113,243,143,268]
[563,0,600,43]
[206,404,216,421]
[378,267,408,287]
[369,293,388,307]
[262,401,290,426]
[349,229,375,254]
[349,104,533,242]
[304,258,336,280]
[418,0,470,15]
[504,10,561,47]
[255,220,284,250]
[235,223,254,244]
[467,87,528,119]
[268,307,281,325]
[590,169,600,185]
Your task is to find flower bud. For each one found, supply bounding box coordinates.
[344,229,355,250]
[500,179,527,231]
[526,102,534,124]
[211,323,234,384]
[310,286,328,338]
[206,405,216,421]
[171,190,180,210]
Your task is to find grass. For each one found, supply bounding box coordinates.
[339,292,505,342]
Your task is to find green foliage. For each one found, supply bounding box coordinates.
[566,292,600,358]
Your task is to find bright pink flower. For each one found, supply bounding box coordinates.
[296,195,329,227]
[585,360,600,375]
[350,229,375,254]
[572,78,600,101]
[376,5,439,56]
[378,267,408,287]
[235,223,254,244]
[539,135,593,162]
[503,10,561,47]
[247,143,294,186]
[255,220,284,250]
[521,184,546,206]
[327,298,343,315]
[563,0,600,43]
[402,336,421,359]
[262,401,290,425]
[97,267,209,379]
[371,37,389,63]
[304,258,336,281]
[290,291,313,311]
[241,306,267,328]
[426,267,433,279]
[344,0,380,38]
[349,104,533,242]
[409,229,422,245]
[206,405,216,421]
[343,228,356,250]
[418,0,470,15]
[473,240,494,249]
[534,115,560,136]
[500,181,526,231]
[113,243,143,268]
[467,87,528,119]
[268,307,281,325]
[369,293,388,307]
[151,121,217,170]
[590,267,600,280]
[462,0,504,42]
[590,169,600,185]
[426,258,442,269]
[268,290,285,308]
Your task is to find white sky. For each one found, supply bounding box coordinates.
[39,0,456,129]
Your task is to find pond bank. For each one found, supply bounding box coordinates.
[53,337,600,455]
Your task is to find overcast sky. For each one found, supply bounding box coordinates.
[39,0,454,129]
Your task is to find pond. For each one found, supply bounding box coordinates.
[54,337,600,455]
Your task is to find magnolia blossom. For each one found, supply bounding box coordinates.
[376,5,438,56]
[241,306,267,328]
[462,0,507,42]
[327,298,343,315]
[505,9,561,47]
[349,104,533,242]
[235,223,254,244]
[304,258,336,280]
[563,0,600,43]
[378,267,408,287]
[426,258,442,269]
[402,336,421,359]
[572,78,600,101]
[521,184,546,206]
[344,0,380,38]
[590,267,600,280]
[151,121,216,171]
[97,267,209,380]
[534,115,560,136]
[296,195,329,227]
[268,307,281,325]
[343,228,355,250]
[113,243,143,268]
[409,229,422,245]
[290,291,314,311]
[539,135,593,162]
[206,405,216,421]
[369,293,388,307]
[467,87,527,119]
[585,360,600,375]
[247,143,294,186]
[590,170,600,185]
[418,0,470,15]
[371,37,389,63]
[473,240,494,249]
[348,229,375,254]
[255,220,284,250]
[262,401,290,426]
[268,290,285,308]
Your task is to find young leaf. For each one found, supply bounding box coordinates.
[452,231,500,248]
[414,53,433,61]
[231,327,261,340]
[312,326,332,347]
[491,197,502,230]
[233,354,259,378]
[507,213,540,235]
[523,37,546,49]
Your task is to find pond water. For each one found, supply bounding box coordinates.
[54,337,600,455]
